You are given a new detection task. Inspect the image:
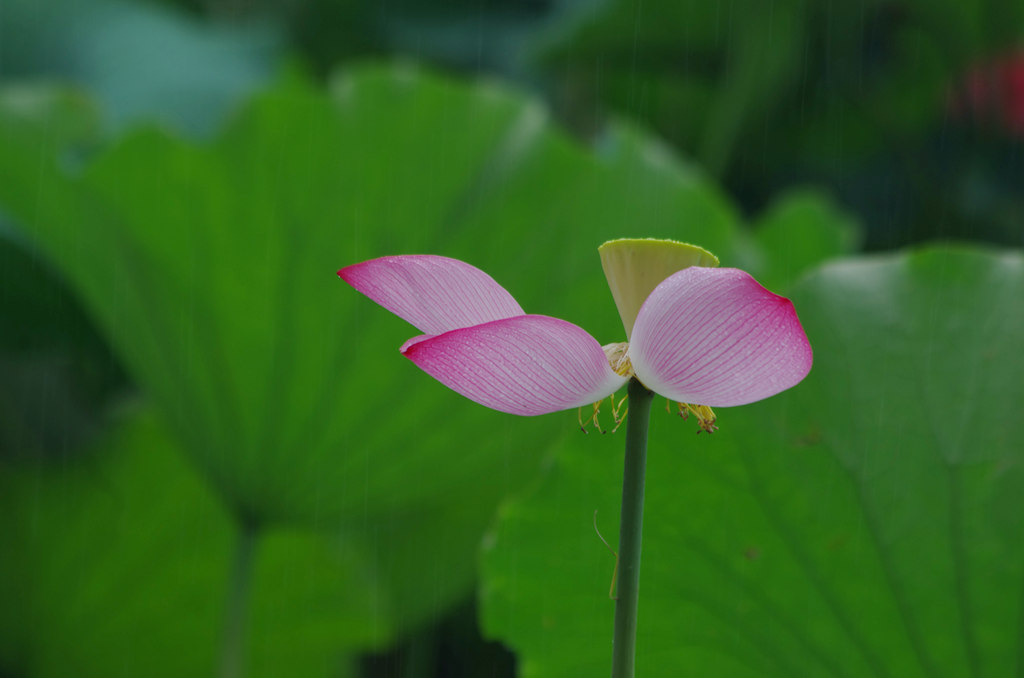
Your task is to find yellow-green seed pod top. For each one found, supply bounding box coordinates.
[599,238,719,338]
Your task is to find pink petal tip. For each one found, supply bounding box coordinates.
[339,255,524,335]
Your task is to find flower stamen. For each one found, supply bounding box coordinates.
[677,402,718,433]
[602,342,634,378]
[578,401,606,434]
[579,393,631,434]
[609,393,628,433]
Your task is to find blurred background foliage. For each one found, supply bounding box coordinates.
[0,0,1021,677]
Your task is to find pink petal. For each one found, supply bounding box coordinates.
[338,255,524,335]
[629,267,812,407]
[402,315,628,416]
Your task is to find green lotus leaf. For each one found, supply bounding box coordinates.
[748,188,862,291]
[0,407,368,678]
[482,245,1024,676]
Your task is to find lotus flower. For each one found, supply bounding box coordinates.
[338,239,811,430]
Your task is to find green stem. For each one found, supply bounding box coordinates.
[221,519,258,678]
[611,378,654,678]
